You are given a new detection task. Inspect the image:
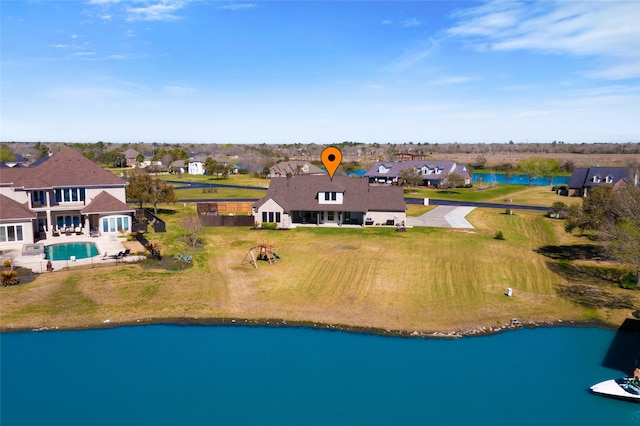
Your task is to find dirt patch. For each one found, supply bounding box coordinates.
[122,240,146,254]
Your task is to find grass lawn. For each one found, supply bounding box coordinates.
[173,187,265,200]
[404,184,580,208]
[2,203,637,333]
[162,173,269,188]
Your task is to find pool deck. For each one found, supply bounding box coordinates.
[0,233,144,273]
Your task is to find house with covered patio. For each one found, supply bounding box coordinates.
[0,148,134,248]
[253,175,407,229]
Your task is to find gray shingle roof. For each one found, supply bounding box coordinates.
[269,161,324,176]
[0,148,126,189]
[254,175,406,213]
[365,160,458,179]
[568,167,637,189]
[0,194,37,220]
[81,191,134,214]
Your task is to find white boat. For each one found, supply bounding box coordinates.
[590,377,640,402]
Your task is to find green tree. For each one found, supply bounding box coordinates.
[565,185,613,233]
[0,146,16,162]
[600,186,640,287]
[539,158,562,185]
[518,157,546,186]
[398,167,422,186]
[204,157,229,179]
[33,142,50,160]
[443,172,465,189]
[147,179,177,215]
[126,168,153,208]
[565,185,640,286]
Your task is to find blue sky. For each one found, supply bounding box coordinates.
[2,0,639,144]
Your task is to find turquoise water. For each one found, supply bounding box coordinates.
[472,173,570,186]
[45,242,99,260]
[1,326,639,425]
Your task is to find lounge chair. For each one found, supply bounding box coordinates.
[52,228,60,237]
[75,226,82,235]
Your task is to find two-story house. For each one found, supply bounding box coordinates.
[253,175,407,229]
[0,148,134,247]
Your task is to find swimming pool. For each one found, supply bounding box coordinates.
[45,242,99,261]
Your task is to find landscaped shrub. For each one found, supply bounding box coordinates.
[1,270,19,286]
[494,231,505,240]
[2,259,11,268]
[261,222,277,230]
[620,274,638,290]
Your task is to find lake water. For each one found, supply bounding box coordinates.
[1,326,639,425]
[472,173,570,186]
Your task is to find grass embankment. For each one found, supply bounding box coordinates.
[2,205,637,334]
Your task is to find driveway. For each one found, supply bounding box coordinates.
[407,206,475,228]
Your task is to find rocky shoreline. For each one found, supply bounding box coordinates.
[1,316,615,337]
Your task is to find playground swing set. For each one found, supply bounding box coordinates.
[241,241,280,270]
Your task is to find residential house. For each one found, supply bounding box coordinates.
[365,160,471,187]
[189,160,205,175]
[568,167,638,197]
[141,154,163,169]
[123,148,141,167]
[253,175,407,229]
[268,161,324,177]
[170,160,187,174]
[0,148,134,247]
[0,153,29,169]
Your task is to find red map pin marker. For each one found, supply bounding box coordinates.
[321,147,342,180]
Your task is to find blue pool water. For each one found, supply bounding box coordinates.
[45,242,99,260]
[1,326,638,426]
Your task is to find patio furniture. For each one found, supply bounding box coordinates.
[90,230,100,238]
[52,228,60,237]
[75,226,82,235]
[123,249,131,256]
[64,227,72,236]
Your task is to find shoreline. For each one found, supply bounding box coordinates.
[0,315,616,338]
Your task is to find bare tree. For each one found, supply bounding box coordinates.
[181,216,203,249]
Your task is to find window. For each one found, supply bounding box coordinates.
[605,176,613,183]
[328,211,334,221]
[262,212,268,222]
[275,212,281,222]
[101,216,131,233]
[55,188,86,203]
[268,212,274,222]
[331,192,337,201]
[0,225,23,243]
[325,192,330,200]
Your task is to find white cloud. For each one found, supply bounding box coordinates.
[163,85,196,96]
[384,37,439,72]
[381,19,392,25]
[219,3,256,11]
[448,1,640,80]
[433,76,476,85]
[400,18,422,28]
[126,1,188,22]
